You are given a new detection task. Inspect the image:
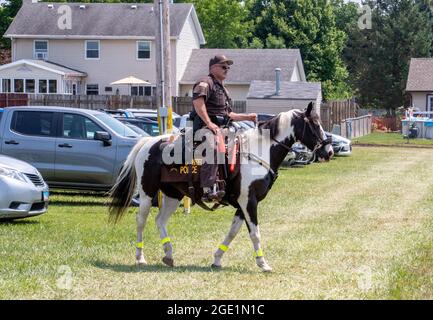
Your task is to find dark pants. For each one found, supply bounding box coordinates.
[193,115,220,188]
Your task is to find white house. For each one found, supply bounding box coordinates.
[0,1,205,96]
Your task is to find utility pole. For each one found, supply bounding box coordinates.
[154,0,172,134]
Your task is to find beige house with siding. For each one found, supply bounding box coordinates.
[0,1,205,96]
[246,80,322,114]
[406,58,433,112]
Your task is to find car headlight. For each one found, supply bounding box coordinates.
[0,165,28,183]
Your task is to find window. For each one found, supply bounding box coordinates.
[94,113,138,138]
[131,85,154,96]
[62,114,104,140]
[14,79,24,93]
[25,79,35,93]
[11,111,55,137]
[105,87,112,92]
[49,80,57,93]
[39,80,47,93]
[86,84,99,95]
[1,79,11,93]
[86,40,99,59]
[63,80,73,95]
[34,40,48,59]
[137,41,150,60]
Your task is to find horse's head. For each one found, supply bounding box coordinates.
[293,102,333,162]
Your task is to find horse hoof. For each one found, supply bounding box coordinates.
[162,257,174,267]
[136,260,147,267]
[211,264,222,270]
[261,265,273,273]
[136,256,147,266]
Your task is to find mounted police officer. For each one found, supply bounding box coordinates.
[190,54,257,202]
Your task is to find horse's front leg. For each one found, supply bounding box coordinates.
[212,209,244,269]
[136,194,153,266]
[155,194,180,267]
[239,197,272,272]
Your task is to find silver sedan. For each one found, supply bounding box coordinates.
[0,155,49,220]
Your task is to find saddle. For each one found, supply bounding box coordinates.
[159,127,242,210]
[160,129,240,183]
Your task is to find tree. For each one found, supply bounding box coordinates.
[183,0,252,48]
[247,0,352,100]
[0,0,22,48]
[344,0,432,114]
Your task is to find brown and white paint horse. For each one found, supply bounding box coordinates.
[108,103,333,272]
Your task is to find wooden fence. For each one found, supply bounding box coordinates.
[320,99,359,132]
[0,93,247,115]
[0,93,28,108]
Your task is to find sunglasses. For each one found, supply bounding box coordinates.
[219,65,230,70]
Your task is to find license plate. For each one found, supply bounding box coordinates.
[42,191,49,202]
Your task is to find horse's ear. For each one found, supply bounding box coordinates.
[305,102,314,118]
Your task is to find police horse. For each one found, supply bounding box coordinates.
[108,103,333,272]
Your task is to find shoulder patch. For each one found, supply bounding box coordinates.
[198,82,209,88]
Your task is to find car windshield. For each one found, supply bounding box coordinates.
[94,113,139,138]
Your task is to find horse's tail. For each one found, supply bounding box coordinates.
[108,137,149,223]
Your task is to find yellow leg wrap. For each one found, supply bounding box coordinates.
[136,242,144,249]
[161,237,171,245]
[254,249,263,258]
[219,244,229,252]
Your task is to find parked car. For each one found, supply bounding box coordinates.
[99,109,135,118]
[126,108,181,122]
[0,154,49,220]
[115,117,161,136]
[257,113,275,122]
[328,132,352,156]
[0,106,141,191]
[122,123,150,137]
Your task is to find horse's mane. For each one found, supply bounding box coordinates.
[258,115,281,140]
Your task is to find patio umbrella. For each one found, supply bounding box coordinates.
[110,76,151,108]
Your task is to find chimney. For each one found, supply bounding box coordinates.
[275,68,281,96]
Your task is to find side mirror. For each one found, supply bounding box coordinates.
[94,131,112,146]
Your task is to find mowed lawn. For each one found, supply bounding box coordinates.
[1,146,433,299]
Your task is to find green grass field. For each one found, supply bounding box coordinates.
[1,146,433,299]
[353,132,433,146]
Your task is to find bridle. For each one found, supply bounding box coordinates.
[272,115,332,154]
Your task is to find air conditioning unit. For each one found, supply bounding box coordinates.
[34,52,48,60]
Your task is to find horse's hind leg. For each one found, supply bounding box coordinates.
[155,193,180,267]
[135,192,153,266]
[212,209,244,269]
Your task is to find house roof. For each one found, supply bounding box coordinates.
[5,2,205,44]
[406,58,433,92]
[0,59,87,77]
[180,49,306,84]
[247,80,321,100]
